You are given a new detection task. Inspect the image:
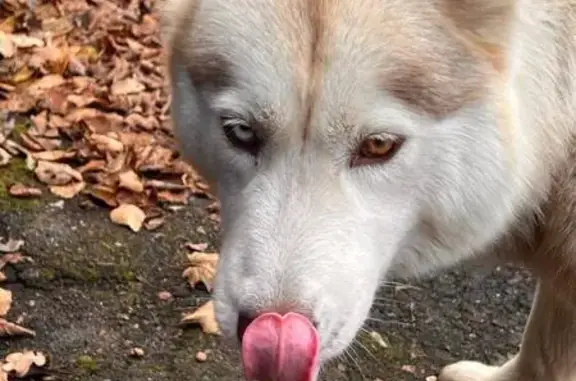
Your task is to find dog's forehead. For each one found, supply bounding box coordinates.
[174,0,493,129]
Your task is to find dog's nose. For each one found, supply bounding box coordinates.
[237,310,319,342]
[237,312,255,342]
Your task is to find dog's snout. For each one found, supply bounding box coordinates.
[237,312,254,342]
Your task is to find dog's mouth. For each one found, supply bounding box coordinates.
[239,312,320,381]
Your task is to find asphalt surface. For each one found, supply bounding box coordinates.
[0,195,535,381]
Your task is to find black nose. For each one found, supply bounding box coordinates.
[237,312,255,343]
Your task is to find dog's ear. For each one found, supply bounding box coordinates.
[442,0,515,71]
[157,0,195,59]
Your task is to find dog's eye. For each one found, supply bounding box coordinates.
[350,135,403,167]
[222,118,261,155]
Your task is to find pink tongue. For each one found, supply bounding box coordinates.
[241,312,320,381]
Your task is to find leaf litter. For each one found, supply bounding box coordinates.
[0,0,225,368]
[0,0,217,231]
[0,238,36,340]
[181,243,221,335]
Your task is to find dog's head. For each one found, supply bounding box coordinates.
[161,0,516,375]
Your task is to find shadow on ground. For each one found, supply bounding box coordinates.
[0,195,535,381]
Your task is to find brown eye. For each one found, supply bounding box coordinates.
[351,135,403,167]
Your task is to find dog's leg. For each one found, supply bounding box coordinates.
[439,281,576,381]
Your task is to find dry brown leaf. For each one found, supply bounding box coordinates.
[180,300,220,335]
[183,252,219,291]
[186,242,209,252]
[49,181,86,199]
[0,239,24,253]
[0,288,12,316]
[118,170,144,193]
[19,132,44,151]
[90,133,124,153]
[128,347,145,358]
[2,350,46,377]
[0,253,26,267]
[157,190,190,204]
[85,185,118,207]
[111,78,145,96]
[0,32,15,58]
[34,160,83,185]
[9,34,44,49]
[125,113,159,131]
[11,65,34,84]
[144,216,165,231]
[110,204,146,232]
[32,150,75,161]
[27,74,65,95]
[77,160,106,173]
[0,148,12,166]
[8,183,42,198]
[0,318,35,337]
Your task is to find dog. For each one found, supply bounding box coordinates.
[159,0,576,380]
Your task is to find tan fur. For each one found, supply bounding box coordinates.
[160,0,576,380]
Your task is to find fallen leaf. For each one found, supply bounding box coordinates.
[0,148,11,166]
[111,78,145,95]
[144,216,165,231]
[0,288,12,316]
[2,350,46,377]
[118,170,144,193]
[8,183,42,198]
[369,331,389,348]
[157,190,190,204]
[85,185,118,207]
[180,300,220,335]
[11,65,34,84]
[183,252,219,291]
[110,204,146,232]
[186,242,209,252]
[49,181,86,199]
[0,239,24,253]
[34,160,83,185]
[90,133,124,153]
[0,318,35,337]
[128,347,144,358]
[401,365,416,374]
[9,34,44,48]
[125,113,159,131]
[0,253,26,267]
[0,32,15,58]
[32,150,76,161]
[27,74,65,95]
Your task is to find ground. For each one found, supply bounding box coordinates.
[0,194,535,381]
[0,1,536,378]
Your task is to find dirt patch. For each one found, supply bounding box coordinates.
[0,195,536,381]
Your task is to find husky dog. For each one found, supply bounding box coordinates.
[160,0,576,380]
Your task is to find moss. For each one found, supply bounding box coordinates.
[76,355,99,373]
[38,268,56,281]
[0,159,41,210]
[58,264,102,283]
[120,270,137,282]
[11,118,30,138]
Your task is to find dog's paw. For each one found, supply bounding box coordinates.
[438,360,500,381]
